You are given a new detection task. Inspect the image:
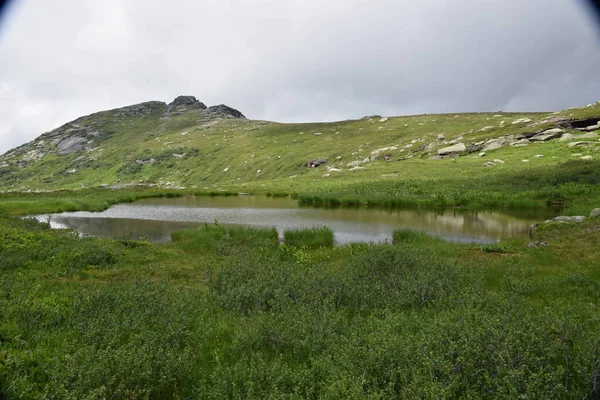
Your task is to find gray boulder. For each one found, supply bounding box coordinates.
[553,216,586,223]
[307,158,327,168]
[482,137,508,152]
[56,137,87,155]
[529,128,564,142]
[437,143,466,156]
[590,208,600,218]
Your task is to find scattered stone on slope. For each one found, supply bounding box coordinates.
[371,146,398,159]
[529,128,564,142]
[585,124,600,131]
[590,208,600,218]
[512,118,532,125]
[510,138,530,147]
[527,241,549,248]
[568,141,595,147]
[482,137,508,152]
[437,143,466,156]
[307,158,327,168]
[552,216,586,223]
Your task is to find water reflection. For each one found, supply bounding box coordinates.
[41,195,555,245]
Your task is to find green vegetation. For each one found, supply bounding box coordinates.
[0,189,183,216]
[2,100,600,397]
[284,226,334,248]
[1,214,600,398]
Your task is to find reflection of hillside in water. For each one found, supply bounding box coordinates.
[52,217,204,242]
[44,195,555,245]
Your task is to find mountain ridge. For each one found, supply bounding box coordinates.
[1,96,599,194]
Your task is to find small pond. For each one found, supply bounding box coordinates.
[38,195,555,245]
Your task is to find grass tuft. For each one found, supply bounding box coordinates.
[284,226,334,248]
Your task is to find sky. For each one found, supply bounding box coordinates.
[1,0,600,155]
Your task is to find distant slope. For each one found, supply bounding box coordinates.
[0,95,599,192]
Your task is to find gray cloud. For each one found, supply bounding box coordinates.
[1,0,599,154]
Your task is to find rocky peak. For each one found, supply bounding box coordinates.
[162,95,207,118]
[170,95,206,108]
[205,104,246,119]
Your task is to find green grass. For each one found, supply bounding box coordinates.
[393,229,441,244]
[283,226,334,248]
[1,214,600,398]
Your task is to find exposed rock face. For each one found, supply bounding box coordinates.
[205,104,246,119]
[57,137,88,155]
[162,96,206,118]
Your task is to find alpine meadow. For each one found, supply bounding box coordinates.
[1,95,600,399]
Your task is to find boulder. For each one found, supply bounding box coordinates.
[371,146,398,157]
[589,208,600,218]
[510,138,530,146]
[581,155,593,160]
[437,134,445,141]
[553,216,586,223]
[585,124,600,131]
[437,143,466,156]
[568,141,594,147]
[483,161,495,167]
[379,117,389,123]
[529,128,564,142]
[482,138,507,152]
[307,158,327,168]
[512,118,532,125]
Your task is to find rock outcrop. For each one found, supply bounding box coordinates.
[205,104,246,119]
[162,96,206,118]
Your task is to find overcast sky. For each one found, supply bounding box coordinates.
[1,0,600,154]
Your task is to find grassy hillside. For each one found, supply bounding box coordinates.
[1,97,600,213]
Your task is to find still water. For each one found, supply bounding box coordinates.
[40,195,551,245]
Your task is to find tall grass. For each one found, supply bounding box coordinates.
[283,226,334,248]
